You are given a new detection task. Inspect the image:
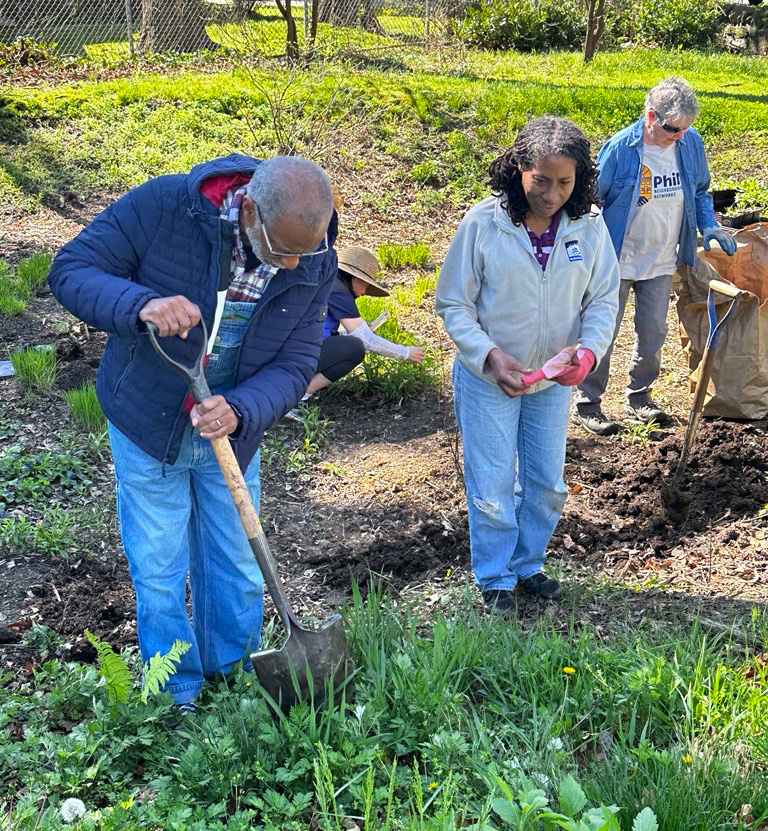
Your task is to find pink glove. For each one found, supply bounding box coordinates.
[554,347,595,386]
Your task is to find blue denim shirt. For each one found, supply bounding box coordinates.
[597,117,717,269]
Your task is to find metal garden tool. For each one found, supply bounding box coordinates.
[662,278,747,523]
[146,320,350,712]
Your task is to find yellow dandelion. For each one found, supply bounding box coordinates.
[563,666,576,675]
[428,782,439,790]
[682,754,693,764]
[245,681,252,687]
[446,568,452,578]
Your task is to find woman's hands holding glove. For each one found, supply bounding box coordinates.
[702,228,737,256]
[554,347,596,387]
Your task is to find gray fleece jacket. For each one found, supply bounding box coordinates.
[436,196,620,391]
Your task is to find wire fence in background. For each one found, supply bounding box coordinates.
[0,0,465,61]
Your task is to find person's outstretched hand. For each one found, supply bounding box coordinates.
[486,347,533,398]
[408,346,425,364]
[702,228,737,256]
[555,347,596,387]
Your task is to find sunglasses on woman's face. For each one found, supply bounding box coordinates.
[659,121,688,135]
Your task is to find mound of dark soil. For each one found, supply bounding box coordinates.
[561,421,768,555]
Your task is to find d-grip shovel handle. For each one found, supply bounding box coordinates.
[145,321,298,635]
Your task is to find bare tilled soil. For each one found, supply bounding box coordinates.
[2,203,767,676]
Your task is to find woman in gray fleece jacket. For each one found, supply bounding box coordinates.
[436,117,620,614]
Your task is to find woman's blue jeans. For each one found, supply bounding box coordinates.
[453,359,571,591]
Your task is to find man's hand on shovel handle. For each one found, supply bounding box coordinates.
[139,296,201,338]
[191,396,239,439]
[486,347,533,398]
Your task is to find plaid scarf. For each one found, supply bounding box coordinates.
[221,185,278,303]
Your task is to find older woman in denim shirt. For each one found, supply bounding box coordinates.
[573,77,736,436]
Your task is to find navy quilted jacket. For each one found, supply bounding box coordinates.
[48,154,338,469]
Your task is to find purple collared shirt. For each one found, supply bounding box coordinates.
[525,210,561,270]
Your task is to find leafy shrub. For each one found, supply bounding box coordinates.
[456,0,585,51]
[457,0,720,51]
[607,0,721,49]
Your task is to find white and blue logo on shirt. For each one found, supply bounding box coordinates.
[565,240,583,262]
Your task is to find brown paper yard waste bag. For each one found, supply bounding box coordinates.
[676,223,768,419]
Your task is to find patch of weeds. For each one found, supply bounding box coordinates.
[0,506,78,556]
[410,159,441,186]
[377,242,431,268]
[621,419,660,447]
[0,445,93,510]
[15,252,51,295]
[65,382,106,433]
[262,403,331,475]
[9,346,56,392]
[0,252,52,316]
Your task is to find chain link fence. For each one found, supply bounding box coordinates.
[0,0,464,60]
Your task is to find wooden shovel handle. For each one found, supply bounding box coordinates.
[210,436,263,539]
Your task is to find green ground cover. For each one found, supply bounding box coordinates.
[1,50,766,217]
[3,589,768,829]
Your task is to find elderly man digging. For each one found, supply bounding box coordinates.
[49,155,337,711]
[572,77,737,436]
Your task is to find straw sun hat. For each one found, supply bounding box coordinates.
[337,246,390,297]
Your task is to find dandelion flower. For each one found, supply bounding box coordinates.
[446,568,452,578]
[682,754,693,764]
[60,798,87,824]
[563,666,576,675]
[428,782,439,790]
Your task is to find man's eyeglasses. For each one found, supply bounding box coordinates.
[256,204,328,259]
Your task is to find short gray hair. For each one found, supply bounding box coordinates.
[246,156,333,234]
[644,77,700,125]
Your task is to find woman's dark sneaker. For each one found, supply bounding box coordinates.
[517,573,562,599]
[624,396,669,424]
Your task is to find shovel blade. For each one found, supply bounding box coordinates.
[250,614,351,713]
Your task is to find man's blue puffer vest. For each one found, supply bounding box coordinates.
[48,154,338,470]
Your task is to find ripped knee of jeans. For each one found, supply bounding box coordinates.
[472,495,503,520]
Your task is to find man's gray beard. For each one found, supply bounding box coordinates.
[243,223,281,268]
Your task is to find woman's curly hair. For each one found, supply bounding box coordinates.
[489,116,600,225]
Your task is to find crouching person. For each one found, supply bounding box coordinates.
[436,117,619,615]
[48,154,337,708]
[290,246,425,416]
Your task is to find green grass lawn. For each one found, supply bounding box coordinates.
[2,49,766,218]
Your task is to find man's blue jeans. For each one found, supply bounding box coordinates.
[108,421,263,704]
[453,360,571,591]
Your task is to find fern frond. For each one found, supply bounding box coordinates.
[85,628,133,703]
[141,640,192,703]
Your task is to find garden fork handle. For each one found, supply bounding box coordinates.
[145,320,297,634]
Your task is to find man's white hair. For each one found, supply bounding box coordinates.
[645,77,700,125]
[246,156,333,235]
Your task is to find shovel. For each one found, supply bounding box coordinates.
[662,278,746,523]
[146,320,351,712]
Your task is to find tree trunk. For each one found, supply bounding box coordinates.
[139,0,215,53]
[583,0,606,63]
